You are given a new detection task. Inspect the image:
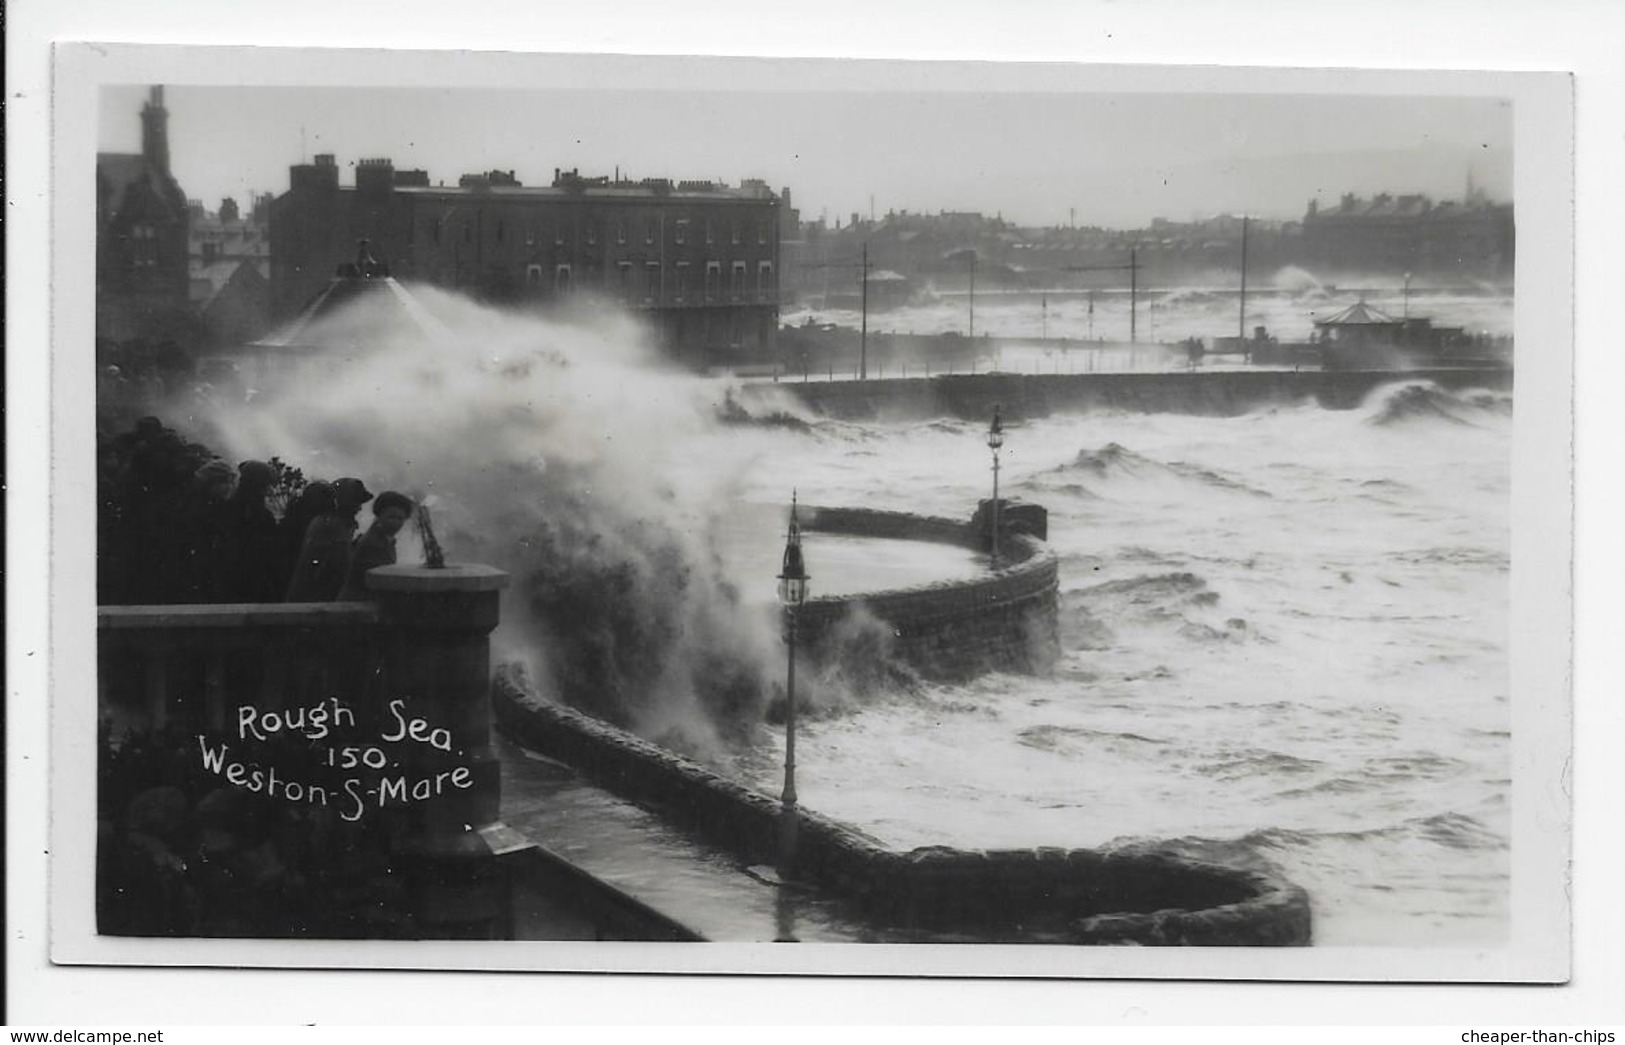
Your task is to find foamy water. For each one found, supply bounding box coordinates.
[790,276,1514,377]
[717,383,1511,947]
[205,279,1513,947]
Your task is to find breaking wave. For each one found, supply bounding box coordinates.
[1240,811,1506,852]
[1052,442,1272,499]
[1364,382,1513,428]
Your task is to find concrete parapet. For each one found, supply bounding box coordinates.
[492,670,1313,945]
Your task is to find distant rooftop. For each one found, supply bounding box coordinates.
[248,273,453,354]
[1315,300,1400,327]
[295,158,779,203]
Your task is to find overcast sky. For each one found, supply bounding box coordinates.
[100,82,1512,229]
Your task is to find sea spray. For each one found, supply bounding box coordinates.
[173,280,1516,944]
[197,283,806,756]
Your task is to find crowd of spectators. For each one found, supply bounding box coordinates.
[97,417,425,938]
[98,417,415,605]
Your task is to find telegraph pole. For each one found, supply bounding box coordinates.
[860,242,869,380]
[1238,215,1250,344]
[1129,248,1138,344]
[803,251,873,380]
[1063,248,1140,343]
[969,251,977,340]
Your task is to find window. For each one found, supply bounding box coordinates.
[705,221,715,245]
[674,261,690,301]
[645,218,657,245]
[644,262,660,301]
[731,221,741,246]
[131,224,158,268]
[555,264,572,294]
[675,219,689,245]
[555,222,565,247]
[731,261,747,298]
[526,263,544,286]
[704,261,721,299]
[757,260,774,295]
[618,261,634,298]
[616,220,627,246]
[587,221,598,245]
[758,219,768,245]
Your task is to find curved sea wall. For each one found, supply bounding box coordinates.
[757,366,1513,422]
[797,504,1059,680]
[492,673,1312,945]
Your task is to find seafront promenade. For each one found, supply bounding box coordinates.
[499,734,874,942]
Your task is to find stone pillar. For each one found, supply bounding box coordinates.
[368,563,521,939]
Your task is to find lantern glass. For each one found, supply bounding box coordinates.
[777,575,809,605]
[988,428,1004,450]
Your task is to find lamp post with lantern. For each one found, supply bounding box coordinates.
[776,492,810,879]
[987,406,1005,566]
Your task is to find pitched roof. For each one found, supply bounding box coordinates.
[248,275,454,354]
[98,152,185,220]
[1314,300,1401,327]
[192,259,270,306]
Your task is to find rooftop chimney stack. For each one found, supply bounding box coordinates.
[140,85,170,175]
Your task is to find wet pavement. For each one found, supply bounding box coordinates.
[497,735,881,942]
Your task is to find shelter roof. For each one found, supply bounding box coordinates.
[247,275,453,354]
[1314,300,1401,327]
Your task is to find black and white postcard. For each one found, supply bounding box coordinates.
[42,40,1573,989]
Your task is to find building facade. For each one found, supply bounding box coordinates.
[270,159,783,368]
[96,86,194,349]
[189,194,274,349]
[1301,191,1514,280]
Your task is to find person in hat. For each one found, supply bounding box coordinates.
[218,460,283,603]
[285,477,372,602]
[338,491,415,600]
[171,459,237,602]
[276,480,334,595]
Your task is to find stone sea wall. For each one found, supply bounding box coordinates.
[491,674,1313,945]
[797,505,1058,680]
[757,366,1512,422]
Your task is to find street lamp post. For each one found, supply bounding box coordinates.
[776,493,810,880]
[987,407,1005,566]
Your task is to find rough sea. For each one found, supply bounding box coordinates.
[718,285,1514,947]
[211,276,1514,948]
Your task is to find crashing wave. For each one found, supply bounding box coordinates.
[1364,382,1510,428]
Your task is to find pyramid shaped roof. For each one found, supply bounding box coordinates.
[1314,300,1401,328]
[248,275,454,355]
